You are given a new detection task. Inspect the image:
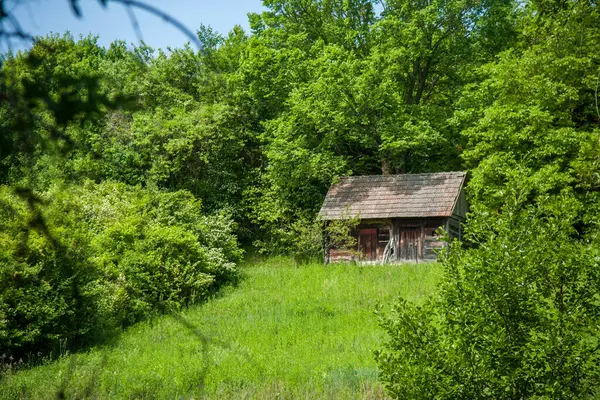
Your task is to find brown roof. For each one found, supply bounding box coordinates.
[318,172,466,220]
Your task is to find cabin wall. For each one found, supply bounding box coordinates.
[446,216,462,241]
[327,248,356,263]
[392,218,446,262]
[447,189,467,242]
[421,218,447,261]
[327,220,392,263]
[326,218,448,263]
[452,189,468,219]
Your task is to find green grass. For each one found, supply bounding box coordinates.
[1,257,442,399]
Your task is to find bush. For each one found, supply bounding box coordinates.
[376,192,600,399]
[0,181,242,359]
[264,213,360,265]
[0,187,100,358]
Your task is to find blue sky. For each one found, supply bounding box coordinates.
[5,0,267,52]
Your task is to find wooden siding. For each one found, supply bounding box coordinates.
[451,188,468,220]
[326,217,450,263]
[422,218,446,261]
[328,249,356,263]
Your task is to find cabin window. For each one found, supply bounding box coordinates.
[378,228,390,243]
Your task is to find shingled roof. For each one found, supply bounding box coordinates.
[318,172,466,220]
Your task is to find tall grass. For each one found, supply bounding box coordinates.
[0,257,442,399]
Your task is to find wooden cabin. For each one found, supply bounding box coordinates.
[318,172,467,263]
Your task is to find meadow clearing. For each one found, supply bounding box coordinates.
[0,257,441,399]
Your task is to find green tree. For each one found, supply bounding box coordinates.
[247,0,517,248]
[455,0,600,216]
[377,190,600,398]
[377,0,600,397]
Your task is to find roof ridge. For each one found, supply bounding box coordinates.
[339,171,466,179]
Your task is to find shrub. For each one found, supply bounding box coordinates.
[284,214,360,265]
[0,181,242,359]
[0,186,100,358]
[376,192,600,399]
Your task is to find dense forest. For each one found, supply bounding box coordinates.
[1,0,600,397]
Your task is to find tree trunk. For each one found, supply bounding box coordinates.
[382,159,391,175]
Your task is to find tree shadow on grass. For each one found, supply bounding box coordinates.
[47,308,256,399]
[0,262,248,399]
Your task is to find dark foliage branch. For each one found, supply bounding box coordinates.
[0,0,200,236]
[110,0,202,49]
[0,0,202,49]
[0,0,32,49]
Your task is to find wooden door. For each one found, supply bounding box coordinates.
[399,227,422,261]
[359,229,377,261]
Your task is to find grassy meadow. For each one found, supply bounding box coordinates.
[0,257,442,399]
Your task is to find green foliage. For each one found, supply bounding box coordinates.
[256,0,377,53]
[455,0,600,210]
[4,2,600,396]
[377,1,600,396]
[245,0,517,244]
[0,182,241,358]
[376,188,600,398]
[0,0,521,250]
[282,212,360,264]
[325,214,360,253]
[0,186,99,357]
[288,218,327,264]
